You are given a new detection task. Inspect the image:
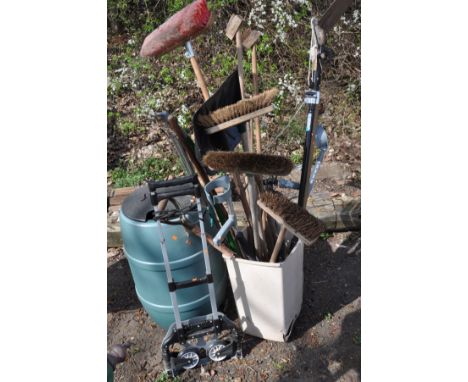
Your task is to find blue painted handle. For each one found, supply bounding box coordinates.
[308,149,326,196]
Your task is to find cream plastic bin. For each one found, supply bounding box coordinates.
[222,240,304,342]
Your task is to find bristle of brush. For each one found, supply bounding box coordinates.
[203,151,293,176]
[260,191,325,242]
[197,88,279,128]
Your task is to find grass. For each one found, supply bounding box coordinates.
[273,360,288,371]
[117,118,142,135]
[352,332,361,345]
[154,371,181,382]
[320,232,334,240]
[291,149,303,165]
[111,157,182,188]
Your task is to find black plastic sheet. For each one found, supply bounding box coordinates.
[193,70,245,159]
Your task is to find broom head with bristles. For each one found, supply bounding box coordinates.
[203,151,293,176]
[258,191,325,245]
[197,88,278,128]
[140,0,211,58]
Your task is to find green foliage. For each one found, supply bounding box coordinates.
[346,79,361,103]
[108,0,163,37]
[108,0,240,37]
[111,157,182,187]
[167,0,191,14]
[256,34,273,56]
[287,118,304,142]
[116,118,142,135]
[352,332,361,345]
[211,54,236,77]
[320,232,334,240]
[160,67,174,85]
[107,110,121,120]
[291,149,303,165]
[273,360,287,370]
[209,0,237,10]
[154,371,181,382]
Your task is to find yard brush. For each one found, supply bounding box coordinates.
[204,151,294,260]
[258,191,325,263]
[197,88,279,135]
[203,151,293,176]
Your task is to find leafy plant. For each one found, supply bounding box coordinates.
[154,371,181,382]
[320,232,334,240]
[352,332,361,345]
[160,67,174,85]
[273,359,288,371]
[117,119,142,135]
[291,149,303,165]
[111,157,182,187]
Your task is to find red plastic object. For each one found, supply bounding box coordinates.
[140,0,211,58]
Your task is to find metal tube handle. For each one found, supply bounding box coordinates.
[148,174,197,189]
[204,176,237,246]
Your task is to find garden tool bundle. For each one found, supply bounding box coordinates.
[203,151,323,261]
[147,175,242,376]
[192,14,278,260]
[117,0,356,353]
[140,2,348,263]
[140,3,267,257]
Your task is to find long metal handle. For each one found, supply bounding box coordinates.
[204,176,237,246]
[298,106,317,206]
[154,205,183,330]
[196,197,219,319]
[298,65,322,206]
[308,149,326,197]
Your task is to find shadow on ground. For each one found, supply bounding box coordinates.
[107,256,141,313]
[293,231,361,338]
[277,232,361,381]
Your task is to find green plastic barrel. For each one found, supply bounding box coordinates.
[119,186,227,329]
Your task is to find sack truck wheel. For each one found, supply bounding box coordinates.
[177,348,200,369]
[208,342,228,362]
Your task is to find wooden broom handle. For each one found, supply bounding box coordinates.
[252,44,261,153]
[190,226,236,258]
[270,226,286,263]
[235,31,245,99]
[167,115,209,186]
[233,171,253,228]
[190,56,210,101]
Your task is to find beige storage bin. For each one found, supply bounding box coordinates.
[222,240,304,342]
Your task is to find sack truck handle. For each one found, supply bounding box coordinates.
[147,175,200,205]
